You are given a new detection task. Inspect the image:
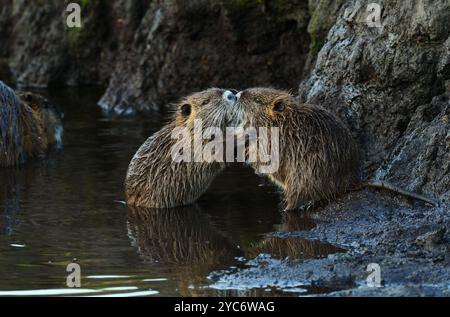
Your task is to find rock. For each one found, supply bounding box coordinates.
[0,59,11,83]
[299,0,450,202]
[2,0,124,88]
[98,0,311,114]
[0,0,311,114]
[415,227,447,248]
[307,0,345,57]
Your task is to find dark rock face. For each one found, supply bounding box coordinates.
[299,0,450,201]
[0,0,310,114]
[1,0,123,88]
[99,0,310,114]
[376,96,450,203]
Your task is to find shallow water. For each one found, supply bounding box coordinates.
[0,88,344,296]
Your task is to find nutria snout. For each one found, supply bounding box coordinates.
[223,90,237,104]
[125,88,238,208]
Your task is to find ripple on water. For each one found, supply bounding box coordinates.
[0,87,348,297]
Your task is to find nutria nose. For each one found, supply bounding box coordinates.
[223,90,237,105]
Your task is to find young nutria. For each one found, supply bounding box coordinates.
[236,87,438,210]
[124,88,238,208]
[0,81,62,167]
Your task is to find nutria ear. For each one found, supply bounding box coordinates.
[180,103,191,116]
[273,100,285,112]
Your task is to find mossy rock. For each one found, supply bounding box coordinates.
[307,0,345,56]
[64,0,98,51]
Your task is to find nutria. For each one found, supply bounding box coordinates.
[124,88,238,208]
[0,81,62,167]
[236,87,438,210]
[127,205,238,265]
[127,204,240,295]
[16,91,63,148]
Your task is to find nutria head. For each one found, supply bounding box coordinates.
[236,87,360,210]
[236,87,296,128]
[16,91,63,148]
[171,88,238,130]
[16,91,49,111]
[125,88,238,208]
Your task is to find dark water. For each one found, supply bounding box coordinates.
[0,88,343,296]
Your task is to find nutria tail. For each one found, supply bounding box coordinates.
[363,180,439,207]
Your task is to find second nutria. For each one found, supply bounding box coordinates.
[0,81,63,167]
[236,87,438,210]
[125,88,238,208]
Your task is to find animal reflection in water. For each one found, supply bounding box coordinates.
[248,236,344,260]
[248,212,345,260]
[0,170,21,235]
[127,205,240,265]
[127,206,345,294]
[126,205,240,294]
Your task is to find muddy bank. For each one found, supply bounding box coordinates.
[209,190,450,296]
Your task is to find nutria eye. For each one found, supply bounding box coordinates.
[25,93,33,103]
[273,100,285,112]
[180,104,191,116]
[202,99,210,105]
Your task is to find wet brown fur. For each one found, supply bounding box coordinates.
[237,87,361,210]
[124,88,234,208]
[0,82,57,167]
[127,205,238,265]
[237,88,439,209]
[127,205,239,296]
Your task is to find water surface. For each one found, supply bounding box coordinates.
[0,88,343,296]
